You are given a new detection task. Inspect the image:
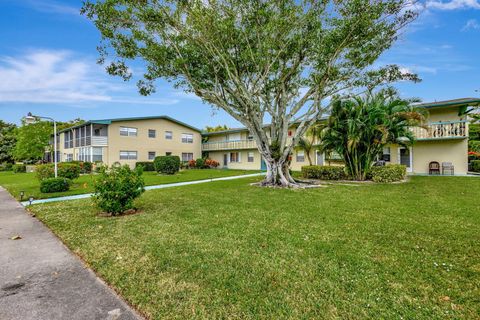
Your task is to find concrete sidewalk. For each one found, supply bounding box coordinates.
[0,187,142,320]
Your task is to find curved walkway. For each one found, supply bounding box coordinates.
[22,172,265,206]
[0,187,143,320]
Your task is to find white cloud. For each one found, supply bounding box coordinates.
[462,19,480,30]
[0,50,179,105]
[20,0,80,16]
[426,0,480,10]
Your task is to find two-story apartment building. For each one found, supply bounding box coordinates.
[52,98,479,175]
[203,98,479,175]
[55,116,202,166]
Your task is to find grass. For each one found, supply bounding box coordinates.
[0,169,259,200]
[29,176,480,319]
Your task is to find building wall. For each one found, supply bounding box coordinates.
[106,119,202,167]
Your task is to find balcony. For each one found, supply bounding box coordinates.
[91,136,108,146]
[411,121,468,140]
[202,139,257,151]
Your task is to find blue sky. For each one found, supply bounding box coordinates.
[0,0,479,127]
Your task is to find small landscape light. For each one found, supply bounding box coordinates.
[28,197,34,206]
[20,191,25,201]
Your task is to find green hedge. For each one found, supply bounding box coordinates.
[369,164,406,183]
[36,164,55,181]
[0,163,13,171]
[135,162,156,172]
[12,164,26,173]
[301,165,347,180]
[35,163,81,180]
[195,158,205,169]
[154,156,180,174]
[471,160,480,173]
[40,178,71,193]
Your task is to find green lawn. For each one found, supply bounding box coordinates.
[29,176,480,319]
[0,169,259,200]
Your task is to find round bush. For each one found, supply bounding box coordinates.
[58,163,81,180]
[93,165,145,215]
[154,156,180,174]
[36,164,55,181]
[12,164,26,173]
[195,158,205,169]
[40,178,71,193]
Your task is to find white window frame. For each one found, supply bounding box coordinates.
[120,127,137,137]
[165,131,173,140]
[296,150,305,162]
[247,152,254,162]
[119,151,138,160]
[181,133,194,143]
[230,152,241,163]
[148,129,156,138]
[181,152,194,162]
[148,151,156,160]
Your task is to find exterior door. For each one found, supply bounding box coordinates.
[260,158,267,171]
[316,151,324,166]
[398,147,413,173]
[223,154,228,167]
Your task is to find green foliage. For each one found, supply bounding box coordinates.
[468,123,480,153]
[369,164,406,183]
[70,161,93,174]
[301,165,347,180]
[13,121,52,162]
[93,164,145,215]
[0,120,17,164]
[205,125,230,132]
[0,163,13,171]
[136,162,156,172]
[12,164,26,173]
[321,91,425,181]
[35,163,81,180]
[195,158,205,169]
[471,160,480,173]
[40,178,71,193]
[154,156,180,175]
[36,164,55,181]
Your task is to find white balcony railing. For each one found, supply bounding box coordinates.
[410,121,468,140]
[91,136,108,146]
[202,139,257,151]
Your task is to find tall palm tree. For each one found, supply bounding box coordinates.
[320,91,426,180]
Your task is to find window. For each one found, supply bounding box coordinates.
[381,147,391,162]
[247,152,254,162]
[148,129,156,138]
[92,147,103,162]
[181,153,193,162]
[165,131,173,140]
[296,150,305,162]
[64,131,73,149]
[66,154,73,162]
[230,152,240,163]
[120,127,137,137]
[78,147,92,162]
[247,135,254,141]
[181,133,194,143]
[148,151,156,160]
[119,151,137,160]
[165,152,172,156]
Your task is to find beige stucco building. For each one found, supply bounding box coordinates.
[53,98,478,175]
[55,116,202,167]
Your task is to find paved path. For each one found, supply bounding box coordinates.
[22,172,265,206]
[0,187,143,320]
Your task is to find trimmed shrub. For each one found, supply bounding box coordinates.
[36,164,55,181]
[0,163,13,171]
[471,160,480,173]
[195,158,205,169]
[369,164,406,183]
[93,165,145,215]
[301,165,347,180]
[154,156,180,174]
[40,178,71,193]
[81,161,93,174]
[136,161,156,172]
[188,159,196,168]
[12,164,26,173]
[58,163,81,180]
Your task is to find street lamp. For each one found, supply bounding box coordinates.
[25,112,58,178]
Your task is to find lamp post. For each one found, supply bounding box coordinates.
[25,112,58,178]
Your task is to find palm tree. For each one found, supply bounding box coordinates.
[296,123,323,166]
[320,91,426,180]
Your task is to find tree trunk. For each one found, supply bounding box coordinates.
[261,157,297,187]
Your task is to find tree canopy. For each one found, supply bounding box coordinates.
[0,120,17,164]
[205,125,230,132]
[83,0,419,186]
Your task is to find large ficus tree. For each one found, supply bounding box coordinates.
[82,0,418,187]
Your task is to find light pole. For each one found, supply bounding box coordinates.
[25,112,58,178]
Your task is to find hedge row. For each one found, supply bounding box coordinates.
[301,164,406,182]
[154,156,181,174]
[301,165,347,180]
[471,160,480,173]
[135,162,156,172]
[368,164,406,183]
[40,178,72,193]
[36,163,81,181]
